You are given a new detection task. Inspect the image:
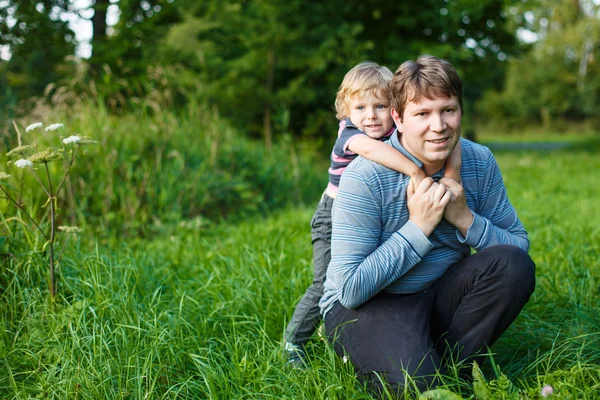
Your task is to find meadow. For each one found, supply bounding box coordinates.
[1,104,600,399]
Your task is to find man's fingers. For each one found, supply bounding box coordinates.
[440,189,452,206]
[433,182,447,202]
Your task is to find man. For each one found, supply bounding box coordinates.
[319,55,535,395]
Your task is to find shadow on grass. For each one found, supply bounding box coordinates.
[482,135,600,153]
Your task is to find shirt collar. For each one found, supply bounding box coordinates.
[388,129,445,180]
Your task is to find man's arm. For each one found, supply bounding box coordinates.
[328,166,448,310]
[440,151,529,252]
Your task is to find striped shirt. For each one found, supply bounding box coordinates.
[320,132,529,314]
[327,118,395,196]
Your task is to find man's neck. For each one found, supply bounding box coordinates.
[423,162,445,177]
[391,131,445,177]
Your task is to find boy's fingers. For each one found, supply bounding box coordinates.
[415,177,434,194]
[407,179,415,199]
[439,177,461,190]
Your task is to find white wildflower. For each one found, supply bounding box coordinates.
[15,159,33,169]
[541,384,554,397]
[25,122,43,132]
[0,172,11,180]
[58,226,83,234]
[342,356,349,363]
[63,135,82,144]
[45,123,64,131]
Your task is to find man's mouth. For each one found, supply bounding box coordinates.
[427,138,449,144]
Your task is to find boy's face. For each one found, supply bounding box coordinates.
[391,94,461,175]
[348,91,394,139]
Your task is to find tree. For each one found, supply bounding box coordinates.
[479,0,600,127]
[164,0,520,145]
[0,0,76,115]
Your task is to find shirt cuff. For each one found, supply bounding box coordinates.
[398,220,434,258]
[456,212,485,247]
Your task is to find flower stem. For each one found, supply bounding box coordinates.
[0,185,48,240]
[44,162,57,297]
[56,144,80,194]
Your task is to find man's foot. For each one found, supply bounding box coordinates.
[285,341,307,368]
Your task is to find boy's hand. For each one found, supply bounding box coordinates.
[407,177,452,236]
[439,177,473,237]
[408,169,427,198]
[444,140,462,184]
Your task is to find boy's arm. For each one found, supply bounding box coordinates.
[347,135,426,187]
[443,139,462,183]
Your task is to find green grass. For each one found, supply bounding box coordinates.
[1,124,600,398]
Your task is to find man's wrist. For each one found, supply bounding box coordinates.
[409,217,434,237]
[456,210,474,237]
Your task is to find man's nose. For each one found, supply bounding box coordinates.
[430,113,446,132]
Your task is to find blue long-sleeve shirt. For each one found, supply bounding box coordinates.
[320,133,529,314]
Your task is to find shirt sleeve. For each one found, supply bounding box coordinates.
[457,152,529,252]
[332,120,366,157]
[326,164,434,310]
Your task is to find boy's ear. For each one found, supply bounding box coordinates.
[391,108,403,129]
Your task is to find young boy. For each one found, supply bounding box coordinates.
[284,61,461,366]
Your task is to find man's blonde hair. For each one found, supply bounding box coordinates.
[334,61,393,120]
[390,55,463,121]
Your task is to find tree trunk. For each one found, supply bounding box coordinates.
[90,0,109,69]
[263,47,275,149]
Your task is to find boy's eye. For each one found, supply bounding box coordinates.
[376,104,388,110]
[356,106,365,110]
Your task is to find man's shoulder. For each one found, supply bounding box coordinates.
[345,154,404,178]
[339,155,404,193]
[460,138,495,167]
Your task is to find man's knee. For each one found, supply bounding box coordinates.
[486,245,536,296]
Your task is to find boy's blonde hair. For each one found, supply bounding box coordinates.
[334,61,393,120]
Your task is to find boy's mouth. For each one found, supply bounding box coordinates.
[364,124,381,129]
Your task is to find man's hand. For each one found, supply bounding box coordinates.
[407,177,452,236]
[439,177,474,237]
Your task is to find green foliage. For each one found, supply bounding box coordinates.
[159,0,519,141]
[2,131,600,398]
[0,1,76,120]
[478,0,600,130]
[1,121,94,296]
[2,0,524,143]
[1,101,326,238]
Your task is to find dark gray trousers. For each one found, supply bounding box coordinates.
[324,245,536,396]
[284,193,334,345]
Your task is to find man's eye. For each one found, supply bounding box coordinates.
[445,108,455,113]
[417,112,428,117]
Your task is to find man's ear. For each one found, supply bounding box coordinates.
[391,108,403,131]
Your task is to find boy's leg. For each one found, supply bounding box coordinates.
[430,245,536,368]
[284,194,334,346]
[324,292,444,396]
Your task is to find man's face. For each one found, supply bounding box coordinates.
[348,91,394,139]
[392,95,461,175]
